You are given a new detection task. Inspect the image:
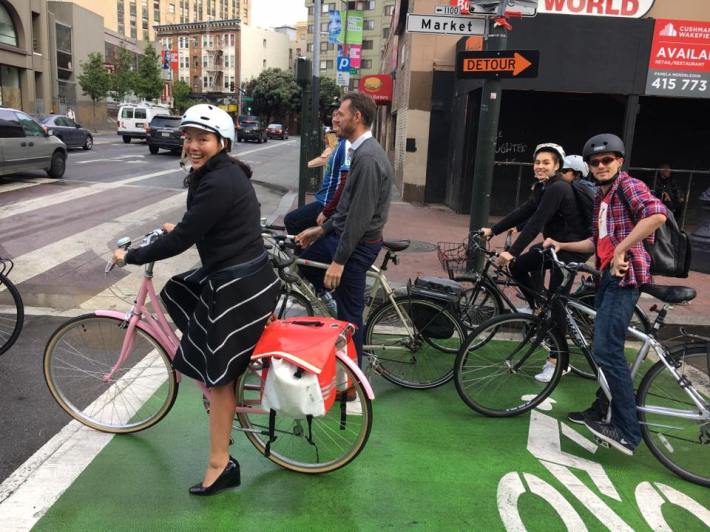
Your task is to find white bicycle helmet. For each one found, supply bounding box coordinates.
[562,155,589,178]
[179,104,235,146]
[533,142,566,167]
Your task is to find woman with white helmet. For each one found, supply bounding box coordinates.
[482,142,593,382]
[561,154,590,183]
[112,103,279,496]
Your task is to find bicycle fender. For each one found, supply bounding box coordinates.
[336,351,375,400]
[94,310,161,338]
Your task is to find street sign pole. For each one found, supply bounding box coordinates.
[306,0,322,208]
[468,11,508,255]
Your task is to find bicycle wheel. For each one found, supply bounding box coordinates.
[637,346,709,487]
[0,273,24,356]
[44,314,178,433]
[275,289,314,319]
[454,313,568,417]
[364,296,466,389]
[453,274,504,330]
[567,292,651,380]
[235,356,372,473]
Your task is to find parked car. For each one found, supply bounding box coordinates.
[36,114,93,150]
[237,119,267,143]
[0,107,68,179]
[146,115,183,154]
[266,123,288,140]
[117,103,171,143]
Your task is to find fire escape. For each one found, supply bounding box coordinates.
[205,33,224,93]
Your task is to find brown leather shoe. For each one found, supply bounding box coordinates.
[336,387,357,402]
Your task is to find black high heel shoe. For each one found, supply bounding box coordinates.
[189,456,241,496]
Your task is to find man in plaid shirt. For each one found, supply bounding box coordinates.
[544,133,667,455]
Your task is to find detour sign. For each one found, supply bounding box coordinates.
[456,50,539,79]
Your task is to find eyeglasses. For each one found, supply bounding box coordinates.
[561,168,574,173]
[588,156,617,168]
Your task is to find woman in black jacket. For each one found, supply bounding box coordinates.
[482,143,592,382]
[112,104,279,495]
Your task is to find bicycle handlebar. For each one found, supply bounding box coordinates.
[105,229,166,273]
[545,247,601,277]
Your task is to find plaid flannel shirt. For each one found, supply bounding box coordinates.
[590,172,667,287]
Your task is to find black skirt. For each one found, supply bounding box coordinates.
[161,258,280,387]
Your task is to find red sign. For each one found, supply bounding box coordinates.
[649,19,710,73]
[161,50,179,72]
[646,19,710,98]
[539,0,654,18]
[358,75,393,104]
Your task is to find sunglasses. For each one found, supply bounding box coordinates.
[588,156,618,168]
[561,168,574,173]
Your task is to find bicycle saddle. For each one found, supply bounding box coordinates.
[383,240,410,252]
[640,284,696,304]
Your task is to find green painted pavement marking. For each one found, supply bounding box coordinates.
[35,374,709,531]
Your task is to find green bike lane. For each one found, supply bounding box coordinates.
[30,375,710,531]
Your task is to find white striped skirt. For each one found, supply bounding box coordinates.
[161,260,280,387]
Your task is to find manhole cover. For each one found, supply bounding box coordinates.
[402,240,437,253]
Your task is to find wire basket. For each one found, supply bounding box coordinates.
[436,233,486,276]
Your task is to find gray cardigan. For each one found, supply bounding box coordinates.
[323,136,392,264]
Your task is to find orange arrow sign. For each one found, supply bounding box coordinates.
[462,52,533,76]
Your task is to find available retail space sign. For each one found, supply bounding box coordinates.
[456,50,539,79]
[646,19,710,99]
[406,14,485,35]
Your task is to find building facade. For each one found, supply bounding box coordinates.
[0,0,53,113]
[240,24,290,82]
[380,0,710,229]
[56,0,251,42]
[306,0,396,89]
[155,19,240,98]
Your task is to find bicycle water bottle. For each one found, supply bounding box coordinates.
[321,291,338,316]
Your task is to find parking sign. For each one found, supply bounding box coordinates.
[337,55,351,72]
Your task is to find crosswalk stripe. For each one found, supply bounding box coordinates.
[9,191,187,286]
[0,169,179,221]
[0,178,57,195]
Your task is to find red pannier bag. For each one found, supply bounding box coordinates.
[251,317,356,416]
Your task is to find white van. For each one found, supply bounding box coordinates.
[117,103,171,143]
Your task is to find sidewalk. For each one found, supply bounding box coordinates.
[279,198,709,330]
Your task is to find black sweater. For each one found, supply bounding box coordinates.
[126,151,264,271]
[491,175,589,257]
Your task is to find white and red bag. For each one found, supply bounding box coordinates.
[251,317,356,419]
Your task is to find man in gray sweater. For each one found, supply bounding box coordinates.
[295,92,392,365]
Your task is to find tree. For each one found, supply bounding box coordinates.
[134,43,164,101]
[111,45,135,103]
[173,80,192,113]
[319,77,342,124]
[250,68,300,124]
[77,52,111,132]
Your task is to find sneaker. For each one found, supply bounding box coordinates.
[346,398,363,416]
[516,305,533,314]
[567,407,604,425]
[584,420,635,456]
[534,361,571,383]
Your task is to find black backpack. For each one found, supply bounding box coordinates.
[616,185,691,278]
[571,179,595,238]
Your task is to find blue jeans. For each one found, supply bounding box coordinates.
[592,269,642,446]
[284,201,323,236]
[299,231,382,366]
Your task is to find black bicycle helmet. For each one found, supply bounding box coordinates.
[582,133,625,161]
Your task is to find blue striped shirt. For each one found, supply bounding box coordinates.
[315,139,349,206]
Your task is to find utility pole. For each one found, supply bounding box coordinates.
[468,5,508,246]
[308,0,322,205]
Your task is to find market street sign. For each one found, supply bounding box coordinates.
[456,50,539,79]
[406,13,485,35]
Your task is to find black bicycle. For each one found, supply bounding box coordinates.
[437,231,652,379]
[453,248,709,487]
[0,257,24,356]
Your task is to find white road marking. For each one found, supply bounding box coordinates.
[8,191,187,286]
[0,169,179,221]
[0,178,57,194]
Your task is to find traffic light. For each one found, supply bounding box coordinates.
[230,81,235,92]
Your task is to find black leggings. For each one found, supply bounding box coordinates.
[509,244,590,309]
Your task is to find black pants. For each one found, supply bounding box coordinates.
[510,244,590,309]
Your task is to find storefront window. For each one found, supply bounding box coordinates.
[0,66,22,109]
[0,3,18,47]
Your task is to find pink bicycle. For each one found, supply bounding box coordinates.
[43,230,374,473]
